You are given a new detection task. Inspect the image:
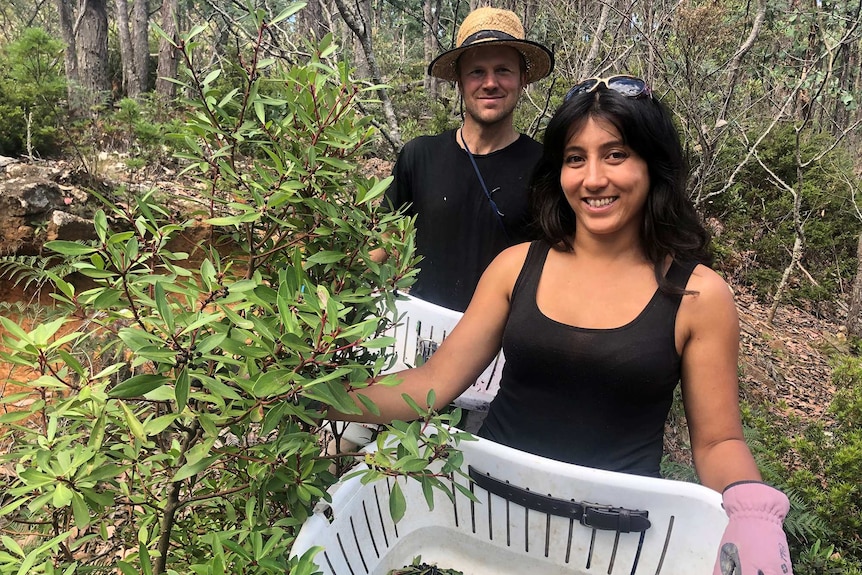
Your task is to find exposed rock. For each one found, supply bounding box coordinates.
[0,161,103,255]
[46,211,98,243]
[0,156,18,169]
[0,176,66,254]
[0,177,64,217]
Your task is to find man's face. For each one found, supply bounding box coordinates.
[457,45,526,128]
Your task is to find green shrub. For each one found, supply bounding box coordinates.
[741,354,862,573]
[0,14,470,575]
[0,28,66,156]
[703,123,860,305]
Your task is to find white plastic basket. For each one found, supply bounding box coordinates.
[383,295,503,412]
[292,432,727,575]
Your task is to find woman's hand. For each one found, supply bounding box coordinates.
[713,481,793,575]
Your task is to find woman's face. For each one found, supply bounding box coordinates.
[559,116,650,240]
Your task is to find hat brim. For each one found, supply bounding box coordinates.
[427,39,554,84]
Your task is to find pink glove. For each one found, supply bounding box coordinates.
[713,481,793,575]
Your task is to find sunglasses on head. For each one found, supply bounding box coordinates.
[564,75,652,100]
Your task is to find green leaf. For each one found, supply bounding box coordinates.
[94,210,108,242]
[396,456,430,473]
[271,2,304,24]
[361,335,396,349]
[251,369,293,397]
[205,212,260,226]
[172,455,219,482]
[307,251,345,265]
[109,374,169,398]
[399,427,421,458]
[421,476,436,511]
[0,315,31,341]
[357,394,381,417]
[154,282,175,331]
[389,480,406,523]
[356,176,393,205]
[202,69,222,86]
[143,413,179,436]
[219,305,254,329]
[1,536,24,558]
[119,402,146,442]
[44,240,98,256]
[71,492,90,529]
[52,483,74,508]
[175,368,189,410]
[400,393,425,415]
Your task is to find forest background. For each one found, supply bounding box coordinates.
[0,0,860,574]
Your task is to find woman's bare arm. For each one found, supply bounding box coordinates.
[328,243,530,423]
[679,265,762,492]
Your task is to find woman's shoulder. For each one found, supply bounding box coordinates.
[490,241,533,271]
[478,242,534,292]
[682,263,738,314]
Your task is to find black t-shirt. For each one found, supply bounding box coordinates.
[479,241,696,477]
[386,130,542,311]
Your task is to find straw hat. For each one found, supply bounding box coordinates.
[428,7,554,84]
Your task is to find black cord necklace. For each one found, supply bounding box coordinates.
[459,128,510,240]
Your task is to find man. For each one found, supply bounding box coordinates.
[383,7,554,312]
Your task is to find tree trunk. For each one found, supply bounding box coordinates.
[717,0,767,124]
[333,0,402,151]
[76,0,110,111]
[846,233,862,340]
[115,0,141,98]
[351,0,372,78]
[299,0,326,39]
[768,235,802,324]
[155,0,179,99]
[55,0,80,111]
[423,0,441,98]
[131,0,150,93]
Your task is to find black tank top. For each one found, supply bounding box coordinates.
[478,241,696,477]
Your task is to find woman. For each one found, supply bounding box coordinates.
[336,76,792,575]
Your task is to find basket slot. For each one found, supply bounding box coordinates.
[335,532,358,575]
[360,501,380,559]
[654,515,676,574]
[349,516,370,573]
[372,484,391,548]
[449,474,460,528]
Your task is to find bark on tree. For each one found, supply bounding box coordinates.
[55,0,79,109]
[580,2,610,78]
[717,0,766,124]
[115,0,142,98]
[767,143,805,325]
[156,0,179,99]
[351,0,372,78]
[75,0,110,110]
[333,0,402,151]
[847,233,862,340]
[132,0,149,93]
[422,0,441,98]
[298,0,326,40]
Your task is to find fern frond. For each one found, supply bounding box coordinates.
[0,254,81,292]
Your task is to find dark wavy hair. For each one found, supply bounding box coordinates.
[530,87,713,293]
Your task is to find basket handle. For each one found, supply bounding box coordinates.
[468,466,651,533]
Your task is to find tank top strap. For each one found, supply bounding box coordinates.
[665,259,697,291]
[510,240,552,302]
